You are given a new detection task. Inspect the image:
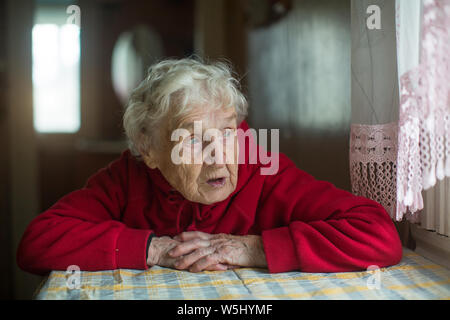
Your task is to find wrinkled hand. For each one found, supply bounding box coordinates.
[168,231,267,272]
[146,236,229,271]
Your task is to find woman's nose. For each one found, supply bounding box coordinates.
[202,136,226,166]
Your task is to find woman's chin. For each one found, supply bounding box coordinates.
[196,185,235,205]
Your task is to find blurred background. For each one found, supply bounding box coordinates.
[0,0,350,299]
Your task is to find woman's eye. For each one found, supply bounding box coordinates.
[189,136,200,145]
[223,129,234,138]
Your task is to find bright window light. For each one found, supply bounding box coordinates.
[32,7,80,133]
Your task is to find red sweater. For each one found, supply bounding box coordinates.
[17,123,402,275]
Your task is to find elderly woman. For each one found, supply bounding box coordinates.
[17,58,402,275]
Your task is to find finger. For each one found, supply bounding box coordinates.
[225,265,240,270]
[204,263,228,271]
[174,246,215,270]
[168,239,211,258]
[210,233,231,240]
[189,254,221,273]
[174,231,211,242]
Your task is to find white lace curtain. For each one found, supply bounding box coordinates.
[350,0,450,221]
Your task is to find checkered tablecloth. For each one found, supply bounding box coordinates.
[34,248,450,300]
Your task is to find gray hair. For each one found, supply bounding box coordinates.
[123,57,248,158]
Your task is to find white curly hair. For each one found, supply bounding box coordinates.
[123,57,248,157]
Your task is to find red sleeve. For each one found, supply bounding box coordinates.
[16,151,153,275]
[259,154,403,273]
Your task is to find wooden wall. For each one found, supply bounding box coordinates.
[0,0,12,300]
[247,0,352,191]
[5,0,42,300]
[39,0,195,212]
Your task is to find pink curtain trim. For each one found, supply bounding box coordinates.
[396,0,450,221]
[350,123,400,219]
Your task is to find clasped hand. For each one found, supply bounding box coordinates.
[146,231,267,272]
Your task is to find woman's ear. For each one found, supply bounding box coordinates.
[139,131,160,169]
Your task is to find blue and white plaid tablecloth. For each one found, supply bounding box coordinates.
[34,248,450,300]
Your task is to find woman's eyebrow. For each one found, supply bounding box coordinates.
[178,114,237,130]
[176,119,198,131]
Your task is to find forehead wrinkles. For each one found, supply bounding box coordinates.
[175,109,211,130]
[175,107,234,131]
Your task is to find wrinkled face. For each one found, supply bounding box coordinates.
[143,106,239,205]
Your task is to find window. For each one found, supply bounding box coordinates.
[32,4,80,133]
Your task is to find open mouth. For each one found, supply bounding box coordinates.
[206,177,226,188]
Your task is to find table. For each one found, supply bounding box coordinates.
[34,248,450,299]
